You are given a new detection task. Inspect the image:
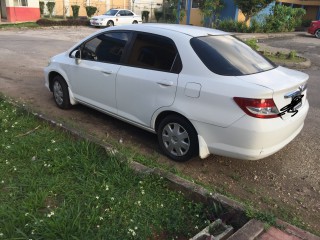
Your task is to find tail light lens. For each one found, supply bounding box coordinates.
[234,97,280,119]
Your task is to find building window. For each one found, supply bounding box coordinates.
[14,0,28,6]
[192,0,201,8]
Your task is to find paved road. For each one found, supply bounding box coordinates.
[0,27,319,233]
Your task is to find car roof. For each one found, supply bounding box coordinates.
[110,24,229,37]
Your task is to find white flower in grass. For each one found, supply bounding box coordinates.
[4,130,8,133]
[0,233,3,237]
[111,197,114,201]
[1,180,4,184]
[96,196,99,200]
[99,216,104,220]
[25,213,29,216]
[54,148,58,151]
[105,185,109,191]
[134,226,138,230]
[195,226,199,229]
[51,139,56,144]
[97,225,100,228]
[5,145,11,149]
[141,190,145,195]
[160,204,164,208]
[128,228,136,236]
[5,160,9,164]
[47,211,54,217]
[13,166,17,171]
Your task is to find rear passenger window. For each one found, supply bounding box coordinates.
[128,33,181,73]
[81,32,130,64]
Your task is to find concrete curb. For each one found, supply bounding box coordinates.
[236,32,311,69]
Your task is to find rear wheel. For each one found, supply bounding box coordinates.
[157,115,198,162]
[107,20,114,27]
[315,29,320,39]
[52,75,71,109]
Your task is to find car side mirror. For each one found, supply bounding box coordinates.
[71,49,81,64]
[116,14,121,17]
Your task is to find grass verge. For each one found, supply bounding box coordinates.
[0,22,39,29]
[0,97,220,239]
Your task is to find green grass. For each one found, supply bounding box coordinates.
[0,22,39,29]
[265,53,305,64]
[0,97,220,239]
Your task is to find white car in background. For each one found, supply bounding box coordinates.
[44,24,309,162]
[90,9,142,27]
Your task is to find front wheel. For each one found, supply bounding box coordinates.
[157,115,198,162]
[315,29,320,39]
[132,20,138,24]
[107,20,114,27]
[52,75,71,109]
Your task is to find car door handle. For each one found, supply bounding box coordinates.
[101,70,113,75]
[157,80,173,87]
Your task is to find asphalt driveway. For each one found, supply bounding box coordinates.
[0,27,319,234]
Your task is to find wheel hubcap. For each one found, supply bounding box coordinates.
[53,81,63,105]
[162,123,190,157]
[316,30,320,38]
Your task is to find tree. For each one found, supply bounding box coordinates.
[234,0,273,23]
[46,2,55,18]
[199,0,224,28]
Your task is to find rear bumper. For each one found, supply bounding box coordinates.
[193,100,309,160]
[308,26,316,35]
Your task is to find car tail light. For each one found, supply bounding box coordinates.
[234,97,280,119]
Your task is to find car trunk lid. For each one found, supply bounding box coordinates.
[236,66,308,120]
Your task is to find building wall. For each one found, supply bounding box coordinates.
[304,5,319,19]
[5,0,40,22]
[52,0,131,17]
[277,0,320,6]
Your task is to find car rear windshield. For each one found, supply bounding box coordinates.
[190,35,276,76]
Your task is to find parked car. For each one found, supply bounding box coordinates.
[90,9,142,27]
[307,20,320,38]
[44,24,309,162]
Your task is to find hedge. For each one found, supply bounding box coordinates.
[36,18,90,26]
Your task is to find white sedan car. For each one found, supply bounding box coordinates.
[90,9,142,27]
[44,24,309,162]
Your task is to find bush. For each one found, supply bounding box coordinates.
[71,5,80,19]
[85,6,97,18]
[36,18,90,26]
[46,2,55,18]
[217,19,249,33]
[264,5,306,32]
[39,2,45,16]
[142,11,150,22]
[154,9,163,22]
[301,19,312,27]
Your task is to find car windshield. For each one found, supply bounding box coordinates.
[104,9,118,16]
[190,35,276,76]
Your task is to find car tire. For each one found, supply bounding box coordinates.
[107,20,114,27]
[132,20,138,24]
[157,115,198,162]
[315,29,320,39]
[52,75,71,109]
